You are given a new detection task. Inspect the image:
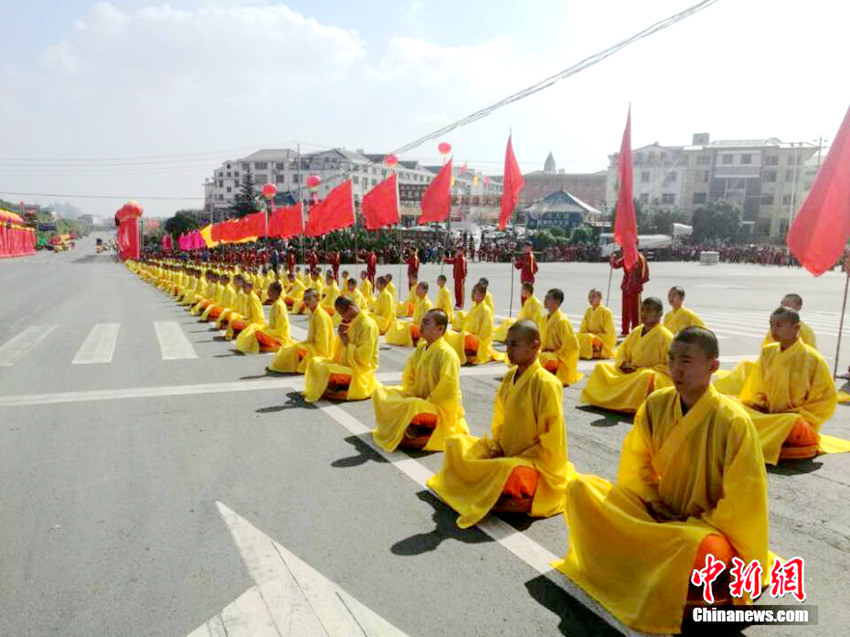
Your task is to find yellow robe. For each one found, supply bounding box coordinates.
[303,311,379,402]
[446,300,504,365]
[286,279,307,308]
[453,290,495,331]
[198,282,224,320]
[214,284,238,328]
[554,385,769,634]
[370,288,396,335]
[580,323,674,413]
[346,288,369,310]
[763,321,817,350]
[739,339,841,464]
[385,296,433,347]
[493,294,543,342]
[359,278,374,308]
[268,306,334,374]
[189,280,211,315]
[372,336,468,452]
[427,359,571,528]
[577,305,617,359]
[386,281,398,305]
[235,298,291,354]
[662,306,706,334]
[435,286,454,324]
[320,281,340,312]
[226,291,263,340]
[397,285,417,317]
[538,308,583,386]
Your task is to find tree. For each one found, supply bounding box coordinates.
[163,210,202,236]
[692,199,743,243]
[643,209,687,234]
[230,169,260,218]
[569,223,598,245]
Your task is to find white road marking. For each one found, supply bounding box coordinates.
[0,325,56,367]
[154,321,198,360]
[71,323,120,365]
[187,502,410,637]
[315,404,645,636]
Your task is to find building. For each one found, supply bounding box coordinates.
[204,148,502,226]
[521,152,607,210]
[607,133,818,238]
[524,190,602,231]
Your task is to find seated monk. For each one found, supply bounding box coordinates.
[581,297,674,413]
[320,270,341,316]
[384,273,398,307]
[344,277,369,310]
[359,270,375,310]
[369,277,396,335]
[215,274,245,330]
[445,283,505,365]
[762,293,816,349]
[267,289,333,374]
[577,288,617,360]
[303,295,379,403]
[177,269,200,305]
[663,286,706,335]
[226,278,263,340]
[203,274,233,322]
[372,309,468,452]
[190,271,216,316]
[396,273,418,317]
[494,282,543,343]
[453,277,494,331]
[235,281,292,354]
[428,320,572,528]
[538,288,583,386]
[435,274,454,324]
[385,282,433,347]
[739,306,840,464]
[555,327,770,635]
[285,272,307,312]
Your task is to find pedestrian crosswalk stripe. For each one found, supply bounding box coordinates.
[0,325,57,367]
[154,321,198,360]
[71,323,121,365]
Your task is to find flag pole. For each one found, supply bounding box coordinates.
[833,262,850,378]
[605,260,614,308]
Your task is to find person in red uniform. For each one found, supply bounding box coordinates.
[365,250,378,286]
[513,241,538,285]
[444,246,468,310]
[286,249,297,276]
[610,249,649,336]
[328,250,341,283]
[406,247,420,290]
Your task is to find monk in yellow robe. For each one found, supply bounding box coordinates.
[581,297,674,413]
[177,270,199,305]
[663,286,706,335]
[453,277,494,331]
[762,293,816,349]
[303,295,379,402]
[384,274,398,307]
[577,288,617,360]
[344,277,369,310]
[320,270,340,315]
[428,320,571,528]
[267,289,333,374]
[215,274,245,329]
[310,270,325,296]
[555,327,769,635]
[396,274,418,317]
[226,278,263,340]
[435,274,454,324]
[494,282,543,342]
[189,271,215,316]
[373,309,468,452]
[203,274,232,322]
[359,271,375,310]
[285,272,307,312]
[235,281,291,354]
[385,282,433,347]
[369,277,395,335]
[446,283,504,365]
[739,306,841,463]
[538,288,583,385]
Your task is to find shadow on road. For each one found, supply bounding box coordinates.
[577,405,633,427]
[767,459,824,476]
[390,490,492,556]
[524,574,621,637]
[256,391,316,413]
[331,435,389,468]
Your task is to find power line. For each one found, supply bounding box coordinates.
[0,190,203,201]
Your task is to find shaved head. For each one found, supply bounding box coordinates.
[508,319,540,344]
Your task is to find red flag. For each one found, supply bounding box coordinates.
[241,211,267,238]
[269,203,304,239]
[498,134,525,231]
[362,174,400,230]
[614,107,638,268]
[788,106,850,276]
[161,233,173,254]
[419,159,452,224]
[304,180,354,237]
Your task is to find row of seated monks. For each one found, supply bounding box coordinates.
[132,257,848,634]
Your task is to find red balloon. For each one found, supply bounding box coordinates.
[306,175,322,189]
[262,183,278,199]
[383,154,399,167]
[438,142,452,155]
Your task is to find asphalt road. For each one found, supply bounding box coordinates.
[1,233,848,636]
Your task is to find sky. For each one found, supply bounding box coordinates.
[1,0,848,219]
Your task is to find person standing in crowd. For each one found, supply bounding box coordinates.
[611,249,649,337]
[444,245,468,310]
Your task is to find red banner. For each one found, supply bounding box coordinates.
[419,159,452,224]
[304,180,355,237]
[362,174,400,230]
[614,107,638,269]
[498,135,524,231]
[269,203,304,239]
[0,225,36,258]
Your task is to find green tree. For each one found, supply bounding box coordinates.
[163,210,202,236]
[569,223,598,245]
[692,199,743,242]
[230,169,260,218]
[644,209,687,234]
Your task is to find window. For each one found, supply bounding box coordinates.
[217,172,223,178]
[765,156,778,166]
[782,194,792,205]
[226,164,231,169]
[639,193,648,204]
[662,193,675,204]
[275,163,284,171]
[217,180,223,187]
[641,171,650,183]
[254,162,268,170]
[762,195,774,205]
[703,171,710,182]
[241,163,249,171]
[693,192,707,204]
[275,175,286,184]
[697,156,711,165]
[292,174,299,183]
[787,155,798,165]
[234,171,240,178]
[667,172,677,182]
[741,154,752,164]
[226,172,231,177]
[226,187,232,193]
[785,169,794,181]
[722,155,733,164]
[353,176,359,184]
[763,170,777,183]
[372,179,378,186]
[779,219,789,236]
[255,174,267,184]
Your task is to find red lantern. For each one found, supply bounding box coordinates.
[383,154,399,167]
[262,183,278,200]
[306,175,321,190]
[438,142,452,155]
